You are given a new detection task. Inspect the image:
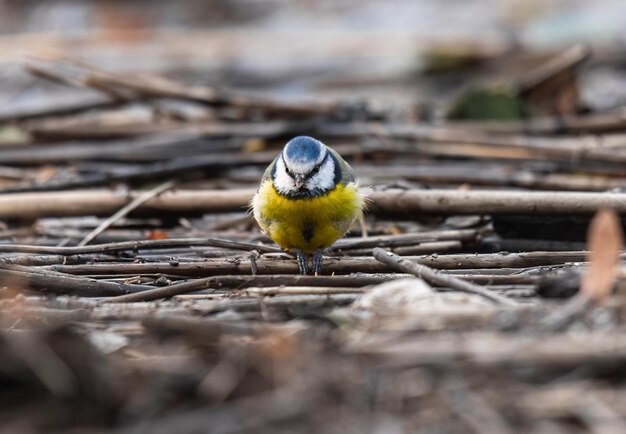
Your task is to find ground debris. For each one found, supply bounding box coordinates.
[1,2,626,432]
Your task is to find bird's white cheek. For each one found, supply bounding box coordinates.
[273,159,296,194]
[306,159,335,191]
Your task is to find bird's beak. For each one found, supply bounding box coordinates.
[294,174,306,189]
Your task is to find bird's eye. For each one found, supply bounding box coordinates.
[310,164,321,175]
[284,166,295,178]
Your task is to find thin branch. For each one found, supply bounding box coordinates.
[50,251,598,276]
[78,180,175,246]
[103,274,385,303]
[1,188,626,219]
[0,237,280,256]
[372,248,516,305]
[0,265,151,296]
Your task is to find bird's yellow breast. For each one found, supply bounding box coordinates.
[253,180,362,253]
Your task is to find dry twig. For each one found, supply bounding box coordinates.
[372,248,516,305]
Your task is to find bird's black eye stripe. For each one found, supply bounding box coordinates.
[281,154,295,179]
[311,153,330,176]
[282,152,327,181]
[328,152,342,184]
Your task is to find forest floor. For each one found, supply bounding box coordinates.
[1,2,626,433]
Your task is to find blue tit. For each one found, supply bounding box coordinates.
[252,135,363,275]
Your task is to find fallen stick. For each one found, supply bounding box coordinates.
[354,332,626,370]
[50,251,589,276]
[81,65,337,115]
[141,315,259,340]
[322,107,626,138]
[368,189,626,216]
[27,58,337,116]
[99,272,541,303]
[104,274,392,303]
[0,265,151,296]
[357,164,626,192]
[0,237,280,255]
[240,286,366,296]
[1,232,471,258]
[343,240,462,256]
[1,189,626,219]
[0,93,118,123]
[0,189,252,219]
[77,180,175,246]
[0,254,121,266]
[0,133,239,165]
[99,294,360,319]
[372,248,516,305]
[333,229,479,250]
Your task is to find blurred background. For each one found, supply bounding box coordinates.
[1,0,626,117]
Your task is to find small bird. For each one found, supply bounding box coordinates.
[252,136,363,275]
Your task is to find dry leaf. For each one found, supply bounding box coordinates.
[517,45,590,116]
[580,208,624,302]
[146,230,169,240]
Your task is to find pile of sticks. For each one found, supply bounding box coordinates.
[1,56,626,433]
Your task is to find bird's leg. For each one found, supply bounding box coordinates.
[294,249,308,275]
[312,250,324,276]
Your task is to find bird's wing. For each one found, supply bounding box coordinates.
[260,157,278,183]
[328,148,356,185]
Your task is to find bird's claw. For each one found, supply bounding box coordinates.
[295,250,308,275]
[312,250,324,276]
[294,250,324,275]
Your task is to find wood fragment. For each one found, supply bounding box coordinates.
[28,58,337,116]
[322,120,626,159]
[333,229,479,250]
[49,251,602,276]
[0,237,280,255]
[343,240,463,256]
[354,332,626,370]
[0,265,151,296]
[372,248,516,305]
[104,274,385,303]
[1,189,626,219]
[77,180,175,246]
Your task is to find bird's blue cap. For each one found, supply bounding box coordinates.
[283,136,324,164]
